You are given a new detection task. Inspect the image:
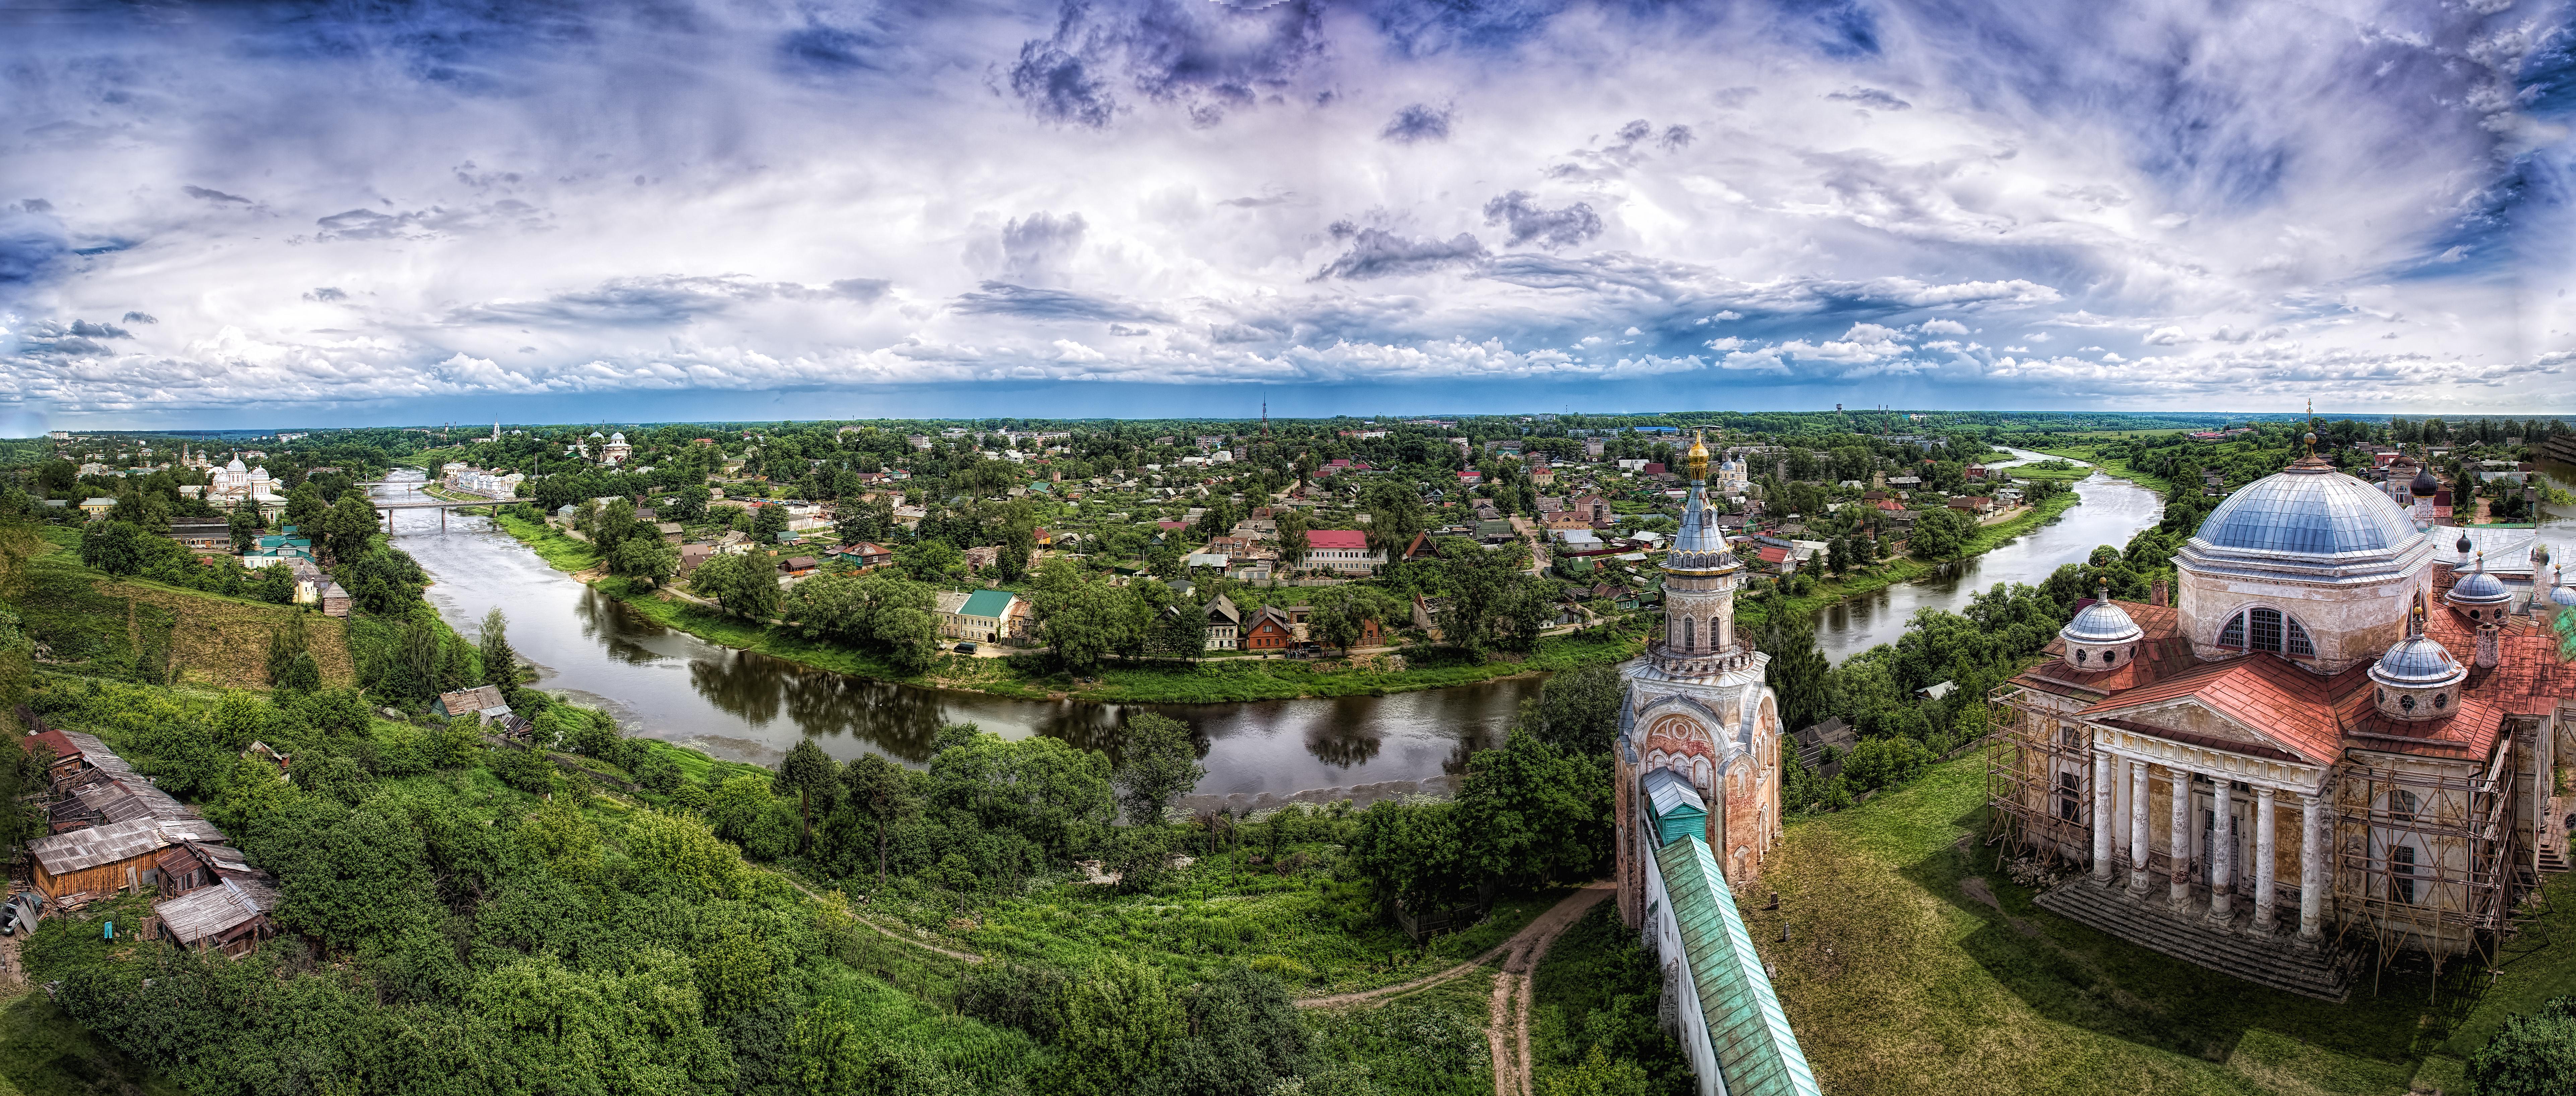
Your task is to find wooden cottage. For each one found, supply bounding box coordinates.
[433,685,512,723]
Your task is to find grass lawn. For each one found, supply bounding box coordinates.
[945,856,1572,995]
[2024,443,2177,496]
[1753,754,2562,1095]
[1303,966,1496,1096]
[0,991,186,1096]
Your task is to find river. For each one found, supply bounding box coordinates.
[377,448,2159,798]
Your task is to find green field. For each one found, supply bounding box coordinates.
[1754,753,2560,1095]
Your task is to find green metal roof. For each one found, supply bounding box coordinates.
[959,589,1016,619]
[1642,769,1708,847]
[1654,835,1820,1096]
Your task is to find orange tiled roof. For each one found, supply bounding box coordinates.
[2018,597,2571,762]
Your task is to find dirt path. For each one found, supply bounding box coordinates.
[1294,883,1611,1020]
[1488,882,1612,1096]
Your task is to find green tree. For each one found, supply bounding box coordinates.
[1346,800,1471,913]
[77,520,145,575]
[777,738,839,855]
[228,505,265,553]
[253,561,297,604]
[478,607,519,692]
[1276,508,1310,568]
[1453,731,1611,892]
[321,493,378,564]
[1908,506,1975,561]
[1113,712,1205,826]
[610,535,678,587]
[841,753,919,888]
[2468,997,2576,1096]
[265,614,322,692]
[753,503,789,543]
[1515,662,1622,755]
[1049,956,1188,1096]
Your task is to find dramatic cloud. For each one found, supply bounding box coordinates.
[1381,104,1452,143]
[0,0,2567,423]
[1481,191,1604,250]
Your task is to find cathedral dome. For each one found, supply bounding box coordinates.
[2191,462,2419,559]
[226,457,246,472]
[2410,466,2440,497]
[2549,567,2576,609]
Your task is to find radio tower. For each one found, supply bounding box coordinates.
[1261,401,1269,438]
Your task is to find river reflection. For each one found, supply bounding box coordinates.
[1810,451,2164,663]
[383,450,2156,791]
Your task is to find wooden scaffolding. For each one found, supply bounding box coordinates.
[2329,728,2521,968]
[1984,683,2093,865]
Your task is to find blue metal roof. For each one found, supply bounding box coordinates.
[2370,634,2463,687]
[1654,835,1821,1096]
[2193,466,2420,558]
[2063,599,2142,643]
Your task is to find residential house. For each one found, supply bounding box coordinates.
[1945,496,1995,517]
[1302,530,1385,575]
[1243,605,1296,651]
[827,541,896,571]
[166,520,233,551]
[940,589,1017,642]
[778,556,820,578]
[80,497,116,520]
[678,543,718,578]
[1203,595,1243,650]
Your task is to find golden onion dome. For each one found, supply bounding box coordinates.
[1685,429,1710,482]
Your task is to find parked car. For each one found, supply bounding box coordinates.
[954,642,979,655]
[0,892,42,936]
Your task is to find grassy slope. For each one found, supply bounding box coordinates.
[1304,967,1497,1096]
[15,531,357,690]
[1753,754,2563,1096]
[499,514,1646,703]
[0,992,183,1096]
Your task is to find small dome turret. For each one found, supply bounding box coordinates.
[2446,552,2512,622]
[2368,627,2465,722]
[2409,466,2439,497]
[2549,565,2576,610]
[2061,581,2142,671]
[2455,530,2474,558]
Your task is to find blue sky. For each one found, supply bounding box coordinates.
[2,0,2572,429]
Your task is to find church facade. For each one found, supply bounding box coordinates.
[1990,445,2572,999]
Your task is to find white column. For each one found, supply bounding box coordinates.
[2253,788,2278,934]
[2298,792,2327,943]
[2091,750,2114,882]
[2208,780,2235,922]
[2169,767,2193,909]
[2128,758,2151,895]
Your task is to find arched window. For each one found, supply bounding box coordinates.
[2249,608,2284,652]
[2392,845,2417,904]
[2390,789,2417,823]
[2075,648,2088,665]
[2219,607,2312,655]
[1681,617,1695,650]
[1692,755,1711,789]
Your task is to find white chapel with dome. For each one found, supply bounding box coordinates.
[1990,440,2573,1000]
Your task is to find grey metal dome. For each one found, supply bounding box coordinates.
[2410,467,2439,496]
[2550,568,2576,608]
[2192,464,2421,558]
[2449,560,2511,607]
[2064,598,2142,644]
[2369,634,2464,688]
[2455,530,2474,556]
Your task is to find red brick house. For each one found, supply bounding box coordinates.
[1244,606,1296,651]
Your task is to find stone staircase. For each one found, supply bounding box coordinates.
[2034,878,2354,1002]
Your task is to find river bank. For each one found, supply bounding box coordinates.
[1734,488,2086,633]
[493,514,1648,705]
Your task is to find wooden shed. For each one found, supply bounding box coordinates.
[29,818,169,902]
[154,877,278,957]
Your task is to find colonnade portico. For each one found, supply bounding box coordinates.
[2083,724,2331,944]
